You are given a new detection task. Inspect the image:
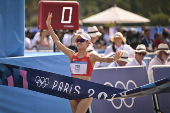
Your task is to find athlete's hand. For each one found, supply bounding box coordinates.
[113,51,123,61]
[46,12,52,27]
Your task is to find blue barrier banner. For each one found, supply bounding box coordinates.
[0,63,170,102]
[0,0,24,57]
[0,85,71,113]
[0,63,125,100]
[152,66,170,113]
[0,53,71,76]
[91,67,170,113]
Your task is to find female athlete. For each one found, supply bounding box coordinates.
[46,12,122,113]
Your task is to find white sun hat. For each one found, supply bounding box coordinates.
[75,28,85,34]
[110,32,126,43]
[135,44,147,53]
[118,50,131,62]
[156,43,170,54]
[76,32,91,42]
[87,26,102,37]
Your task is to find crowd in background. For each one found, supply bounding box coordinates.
[25,26,170,52]
[25,25,170,82]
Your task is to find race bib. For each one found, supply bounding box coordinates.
[148,43,152,50]
[70,61,87,74]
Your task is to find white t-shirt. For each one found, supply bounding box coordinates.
[86,43,94,52]
[32,32,40,48]
[62,33,73,47]
[126,58,146,67]
[148,56,168,82]
[108,62,119,67]
[104,44,134,58]
[93,62,101,68]
[25,37,32,49]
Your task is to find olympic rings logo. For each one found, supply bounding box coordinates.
[104,80,137,109]
[35,76,49,88]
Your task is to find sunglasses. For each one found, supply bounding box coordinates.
[76,39,86,43]
[137,52,146,56]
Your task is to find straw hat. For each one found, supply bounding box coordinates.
[134,44,147,53]
[87,26,102,37]
[110,32,126,43]
[156,43,170,54]
[118,50,130,62]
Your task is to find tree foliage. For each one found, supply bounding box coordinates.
[25,0,170,27]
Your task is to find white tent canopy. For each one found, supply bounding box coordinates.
[82,6,150,24]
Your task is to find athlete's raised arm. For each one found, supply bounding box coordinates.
[46,12,74,60]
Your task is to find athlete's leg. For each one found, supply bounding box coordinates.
[69,100,78,113]
[75,97,93,113]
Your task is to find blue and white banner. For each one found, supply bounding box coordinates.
[90,67,170,113]
[0,63,170,101]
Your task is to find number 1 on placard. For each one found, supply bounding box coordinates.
[61,7,72,23]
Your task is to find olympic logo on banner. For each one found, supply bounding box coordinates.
[35,76,49,88]
[104,80,137,109]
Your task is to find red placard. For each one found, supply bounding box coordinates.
[38,1,79,30]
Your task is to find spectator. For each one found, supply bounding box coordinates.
[141,28,156,52]
[32,30,41,49]
[116,27,122,33]
[162,28,170,48]
[108,50,130,67]
[57,30,64,43]
[126,30,134,45]
[62,30,74,47]
[25,29,32,50]
[75,28,85,35]
[154,33,165,48]
[168,34,170,40]
[32,29,53,50]
[122,27,128,37]
[141,26,148,37]
[126,44,147,67]
[86,26,102,53]
[103,27,110,46]
[148,43,170,82]
[87,26,102,68]
[25,37,32,50]
[95,25,106,49]
[104,32,134,58]
[55,30,64,51]
[126,28,141,49]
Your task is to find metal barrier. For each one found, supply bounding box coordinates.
[151,65,170,113]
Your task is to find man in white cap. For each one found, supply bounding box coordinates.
[86,26,102,53]
[126,44,147,66]
[108,50,130,67]
[148,43,170,82]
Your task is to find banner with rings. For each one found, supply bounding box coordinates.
[91,67,170,113]
[0,63,170,104]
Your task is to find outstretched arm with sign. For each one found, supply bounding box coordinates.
[46,12,122,113]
